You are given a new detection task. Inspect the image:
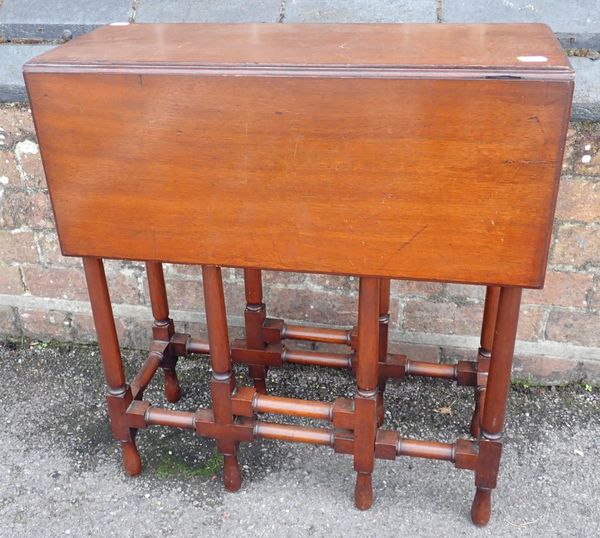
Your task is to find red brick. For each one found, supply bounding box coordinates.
[105,270,141,305]
[19,309,72,341]
[403,299,543,341]
[163,263,203,279]
[445,283,486,301]
[556,179,600,222]
[388,297,400,328]
[0,230,38,263]
[523,271,593,308]
[574,123,600,176]
[452,303,485,336]
[545,309,600,347]
[0,150,19,187]
[0,305,19,336]
[1,190,54,229]
[230,269,355,297]
[591,283,600,310]
[262,270,306,286]
[162,278,204,311]
[71,312,129,345]
[224,279,246,314]
[389,341,441,363]
[18,150,46,189]
[0,263,24,294]
[36,231,82,267]
[515,306,545,342]
[513,355,600,385]
[393,280,444,297]
[0,105,35,137]
[22,266,89,301]
[305,274,358,293]
[0,109,34,148]
[560,127,576,174]
[183,321,244,341]
[551,224,600,267]
[265,286,357,326]
[105,259,145,274]
[403,300,452,333]
[403,300,481,336]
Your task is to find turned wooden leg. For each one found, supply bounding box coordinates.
[146,262,181,403]
[243,268,268,394]
[83,257,141,476]
[470,286,521,526]
[353,277,380,510]
[376,278,390,427]
[471,286,500,437]
[202,265,242,492]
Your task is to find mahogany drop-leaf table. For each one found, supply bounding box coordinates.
[24,23,574,526]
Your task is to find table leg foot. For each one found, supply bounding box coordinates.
[122,440,142,476]
[223,452,242,492]
[471,486,492,526]
[354,472,373,510]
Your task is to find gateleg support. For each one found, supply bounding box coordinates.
[470,286,521,527]
[244,268,269,394]
[83,256,141,476]
[146,261,181,403]
[203,265,243,492]
[471,286,500,438]
[376,278,391,427]
[353,277,380,510]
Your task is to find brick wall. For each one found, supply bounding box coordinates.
[1,103,599,383]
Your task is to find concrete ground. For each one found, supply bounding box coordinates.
[1,339,599,537]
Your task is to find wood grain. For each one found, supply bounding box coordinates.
[26,23,571,74]
[27,71,572,286]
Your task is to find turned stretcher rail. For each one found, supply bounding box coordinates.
[396,438,455,461]
[254,422,334,446]
[283,348,352,369]
[130,394,468,462]
[182,334,474,384]
[130,351,162,396]
[282,323,352,345]
[253,393,333,420]
[187,337,210,355]
[405,360,457,379]
[146,407,196,430]
[129,400,466,463]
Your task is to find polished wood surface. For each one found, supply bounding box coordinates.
[25,24,573,287]
[25,23,570,73]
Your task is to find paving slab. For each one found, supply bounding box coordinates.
[135,0,283,23]
[444,1,600,50]
[0,44,55,102]
[284,0,437,23]
[443,0,600,34]
[1,340,599,536]
[571,56,600,121]
[0,0,131,41]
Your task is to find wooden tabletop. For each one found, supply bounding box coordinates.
[26,23,572,77]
